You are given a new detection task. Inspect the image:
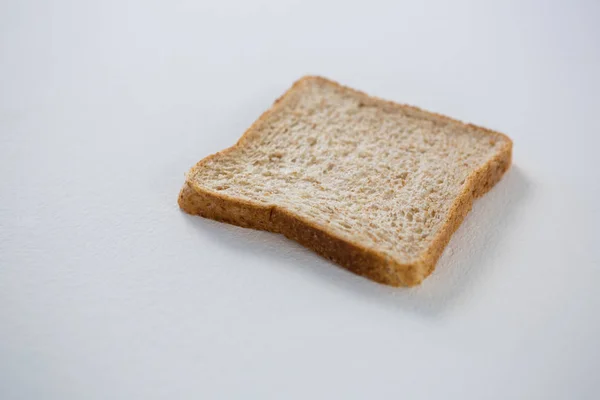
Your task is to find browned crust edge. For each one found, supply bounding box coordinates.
[178,76,513,287]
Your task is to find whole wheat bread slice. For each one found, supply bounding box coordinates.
[179,76,512,286]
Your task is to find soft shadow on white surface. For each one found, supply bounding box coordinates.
[182,166,532,316]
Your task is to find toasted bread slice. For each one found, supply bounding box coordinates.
[179,76,512,286]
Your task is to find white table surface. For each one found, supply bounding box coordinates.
[1,0,599,399]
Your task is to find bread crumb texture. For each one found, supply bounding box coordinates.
[180,76,512,286]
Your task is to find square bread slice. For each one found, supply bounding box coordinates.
[179,76,512,286]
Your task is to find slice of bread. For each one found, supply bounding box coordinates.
[179,76,512,286]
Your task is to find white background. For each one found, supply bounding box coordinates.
[1,0,599,399]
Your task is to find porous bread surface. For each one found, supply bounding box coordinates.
[181,76,512,286]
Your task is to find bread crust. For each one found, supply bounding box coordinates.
[178,76,512,286]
